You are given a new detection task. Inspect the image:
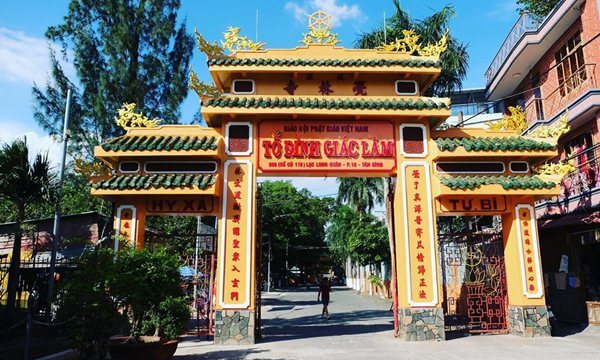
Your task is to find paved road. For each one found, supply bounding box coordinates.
[175,286,600,360]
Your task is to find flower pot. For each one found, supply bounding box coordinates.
[108,336,179,360]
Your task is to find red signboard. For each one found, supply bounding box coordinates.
[258,121,396,174]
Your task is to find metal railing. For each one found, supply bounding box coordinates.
[485,13,542,85]
[523,63,597,123]
[560,143,600,199]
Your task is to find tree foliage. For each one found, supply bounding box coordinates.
[0,138,55,319]
[327,205,389,266]
[32,0,194,159]
[516,0,561,21]
[355,1,469,96]
[260,181,333,281]
[336,178,383,214]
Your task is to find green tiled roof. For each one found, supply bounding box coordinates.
[100,135,218,152]
[439,175,557,190]
[207,57,440,68]
[92,174,217,191]
[202,97,448,111]
[435,137,555,152]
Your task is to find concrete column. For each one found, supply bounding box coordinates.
[502,197,551,337]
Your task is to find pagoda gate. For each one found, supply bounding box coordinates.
[92,11,564,343]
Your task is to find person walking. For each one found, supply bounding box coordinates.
[317,277,332,320]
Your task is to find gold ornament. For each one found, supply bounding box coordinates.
[301,11,340,45]
[377,29,448,57]
[115,103,161,130]
[73,157,112,179]
[188,70,223,99]
[486,106,528,133]
[526,112,570,140]
[222,27,266,52]
[194,29,225,57]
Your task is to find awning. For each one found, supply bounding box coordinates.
[539,210,600,230]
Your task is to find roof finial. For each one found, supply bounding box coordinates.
[301,10,340,46]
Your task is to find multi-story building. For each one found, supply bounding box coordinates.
[446,88,503,127]
[485,0,600,323]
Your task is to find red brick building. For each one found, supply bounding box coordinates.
[485,0,600,322]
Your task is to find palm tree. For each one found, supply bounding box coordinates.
[355,1,469,97]
[337,178,384,214]
[0,138,55,320]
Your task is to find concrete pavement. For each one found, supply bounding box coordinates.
[174,286,600,359]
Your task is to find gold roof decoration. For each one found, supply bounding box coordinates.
[377,29,448,58]
[301,10,341,46]
[534,160,576,183]
[525,112,570,144]
[115,103,161,130]
[189,70,223,100]
[222,27,266,52]
[194,29,225,57]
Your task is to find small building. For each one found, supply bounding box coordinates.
[484,0,600,322]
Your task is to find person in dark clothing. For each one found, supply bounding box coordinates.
[317,277,332,320]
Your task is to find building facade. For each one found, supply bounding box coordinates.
[485,0,600,322]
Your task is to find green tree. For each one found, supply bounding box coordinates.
[0,138,55,320]
[33,0,194,160]
[516,0,560,21]
[337,178,383,214]
[355,1,469,96]
[260,181,332,283]
[326,205,389,266]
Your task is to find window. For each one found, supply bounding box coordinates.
[509,161,529,174]
[435,162,505,174]
[555,31,586,97]
[232,79,255,94]
[119,161,140,173]
[395,80,418,95]
[144,161,217,173]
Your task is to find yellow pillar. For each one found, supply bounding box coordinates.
[394,158,445,341]
[113,200,146,250]
[214,121,258,344]
[502,196,551,337]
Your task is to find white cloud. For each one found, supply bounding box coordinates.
[285,0,365,27]
[0,27,75,86]
[0,120,63,169]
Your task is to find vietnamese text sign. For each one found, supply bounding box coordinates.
[218,161,253,308]
[401,162,438,306]
[258,121,396,173]
[438,196,506,214]
[515,204,543,298]
[146,196,215,214]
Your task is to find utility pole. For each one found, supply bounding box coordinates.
[267,238,272,292]
[193,216,202,310]
[47,88,71,306]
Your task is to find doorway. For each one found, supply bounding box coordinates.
[437,216,508,334]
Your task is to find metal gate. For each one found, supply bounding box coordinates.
[439,232,508,333]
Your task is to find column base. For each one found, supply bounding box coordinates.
[508,305,551,337]
[214,310,256,344]
[399,307,445,341]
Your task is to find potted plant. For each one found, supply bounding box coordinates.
[108,247,190,360]
[55,247,189,360]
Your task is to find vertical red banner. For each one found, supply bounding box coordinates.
[218,160,253,308]
[401,162,438,306]
[515,204,543,298]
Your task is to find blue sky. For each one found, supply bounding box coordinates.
[0,0,521,198]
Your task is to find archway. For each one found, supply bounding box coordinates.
[91,10,562,344]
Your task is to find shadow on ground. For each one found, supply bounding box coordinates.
[174,348,277,360]
[260,287,394,342]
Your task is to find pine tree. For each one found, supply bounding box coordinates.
[33,0,194,159]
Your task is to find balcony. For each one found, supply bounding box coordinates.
[560,143,600,200]
[523,63,597,124]
[485,0,584,100]
[485,13,542,86]
[537,143,600,216]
